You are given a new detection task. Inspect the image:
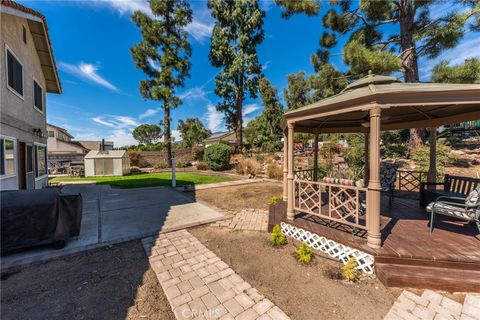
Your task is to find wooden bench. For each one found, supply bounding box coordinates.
[420,174,480,207]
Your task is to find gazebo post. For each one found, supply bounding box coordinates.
[283,129,288,201]
[427,127,437,189]
[364,133,369,185]
[313,133,319,181]
[287,122,295,220]
[367,107,382,249]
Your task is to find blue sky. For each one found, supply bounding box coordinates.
[22,0,480,146]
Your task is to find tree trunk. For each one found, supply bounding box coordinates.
[164,104,172,166]
[235,93,243,154]
[399,0,425,151]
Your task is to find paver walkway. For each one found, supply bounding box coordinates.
[142,229,290,320]
[384,290,480,320]
[210,209,268,231]
[179,178,262,192]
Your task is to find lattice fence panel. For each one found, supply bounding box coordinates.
[281,222,375,274]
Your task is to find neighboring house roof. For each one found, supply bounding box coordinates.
[47,123,74,139]
[204,131,236,143]
[85,150,127,159]
[1,0,61,93]
[77,140,114,151]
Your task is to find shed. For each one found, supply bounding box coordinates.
[84,150,129,177]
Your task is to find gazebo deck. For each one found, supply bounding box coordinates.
[274,196,480,291]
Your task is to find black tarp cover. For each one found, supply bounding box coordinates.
[1,188,82,255]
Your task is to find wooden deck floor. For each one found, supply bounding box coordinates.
[282,196,480,265]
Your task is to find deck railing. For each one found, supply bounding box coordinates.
[294,179,368,230]
[294,168,316,181]
[397,170,427,192]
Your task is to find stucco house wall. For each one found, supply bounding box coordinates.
[0,12,49,190]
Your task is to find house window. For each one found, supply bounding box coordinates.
[0,138,15,176]
[6,49,23,97]
[26,145,33,173]
[48,130,55,137]
[35,145,47,177]
[33,81,43,111]
[23,26,27,44]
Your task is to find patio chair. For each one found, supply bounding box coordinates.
[380,162,398,207]
[426,185,480,233]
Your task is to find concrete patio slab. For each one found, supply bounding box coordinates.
[1,185,228,273]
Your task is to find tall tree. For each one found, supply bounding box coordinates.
[276,0,479,149]
[132,123,163,145]
[431,58,480,83]
[130,0,192,165]
[177,118,211,148]
[284,71,312,110]
[208,0,265,153]
[258,78,284,138]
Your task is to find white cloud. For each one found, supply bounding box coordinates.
[171,130,182,142]
[138,108,161,119]
[243,103,261,116]
[180,87,210,101]
[262,60,272,71]
[59,62,118,91]
[108,129,138,147]
[93,115,139,129]
[419,34,480,81]
[147,58,161,72]
[204,103,224,132]
[88,0,213,43]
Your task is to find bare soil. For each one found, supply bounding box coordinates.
[194,181,283,211]
[1,241,175,320]
[190,226,400,320]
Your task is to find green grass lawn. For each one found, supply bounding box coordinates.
[49,172,237,188]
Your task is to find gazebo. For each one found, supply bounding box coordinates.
[277,74,480,291]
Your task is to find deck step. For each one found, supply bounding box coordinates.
[376,262,480,292]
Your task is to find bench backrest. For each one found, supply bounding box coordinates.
[444,174,480,195]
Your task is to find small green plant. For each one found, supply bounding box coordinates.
[268,194,283,205]
[295,242,313,264]
[154,161,168,169]
[342,257,360,282]
[270,225,287,246]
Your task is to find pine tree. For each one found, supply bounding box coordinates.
[276,0,479,149]
[431,58,480,84]
[258,78,284,139]
[284,71,312,111]
[130,0,192,165]
[208,0,265,153]
[177,118,211,148]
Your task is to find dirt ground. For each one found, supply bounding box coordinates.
[190,226,401,320]
[1,241,175,320]
[194,181,283,211]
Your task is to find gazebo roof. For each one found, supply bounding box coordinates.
[281,74,480,133]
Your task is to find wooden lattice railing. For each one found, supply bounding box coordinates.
[294,168,316,181]
[397,170,427,192]
[294,179,367,230]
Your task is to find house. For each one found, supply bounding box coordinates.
[84,150,129,177]
[203,131,236,147]
[46,123,89,172]
[77,140,114,151]
[0,1,61,190]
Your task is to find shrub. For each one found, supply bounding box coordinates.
[270,225,287,246]
[196,162,208,170]
[268,194,283,205]
[154,161,168,169]
[342,257,360,282]
[175,161,191,168]
[266,163,283,180]
[295,242,313,264]
[129,166,142,174]
[191,146,204,161]
[411,142,458,174]
[235,157,260,176]
[128,151,141,167]
[204,143,232,171]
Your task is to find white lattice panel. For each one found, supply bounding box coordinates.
[281,222,375,274]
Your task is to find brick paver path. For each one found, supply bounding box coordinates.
[384,290,480,320]
[142,230,290,320]
[210,209,268,232]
